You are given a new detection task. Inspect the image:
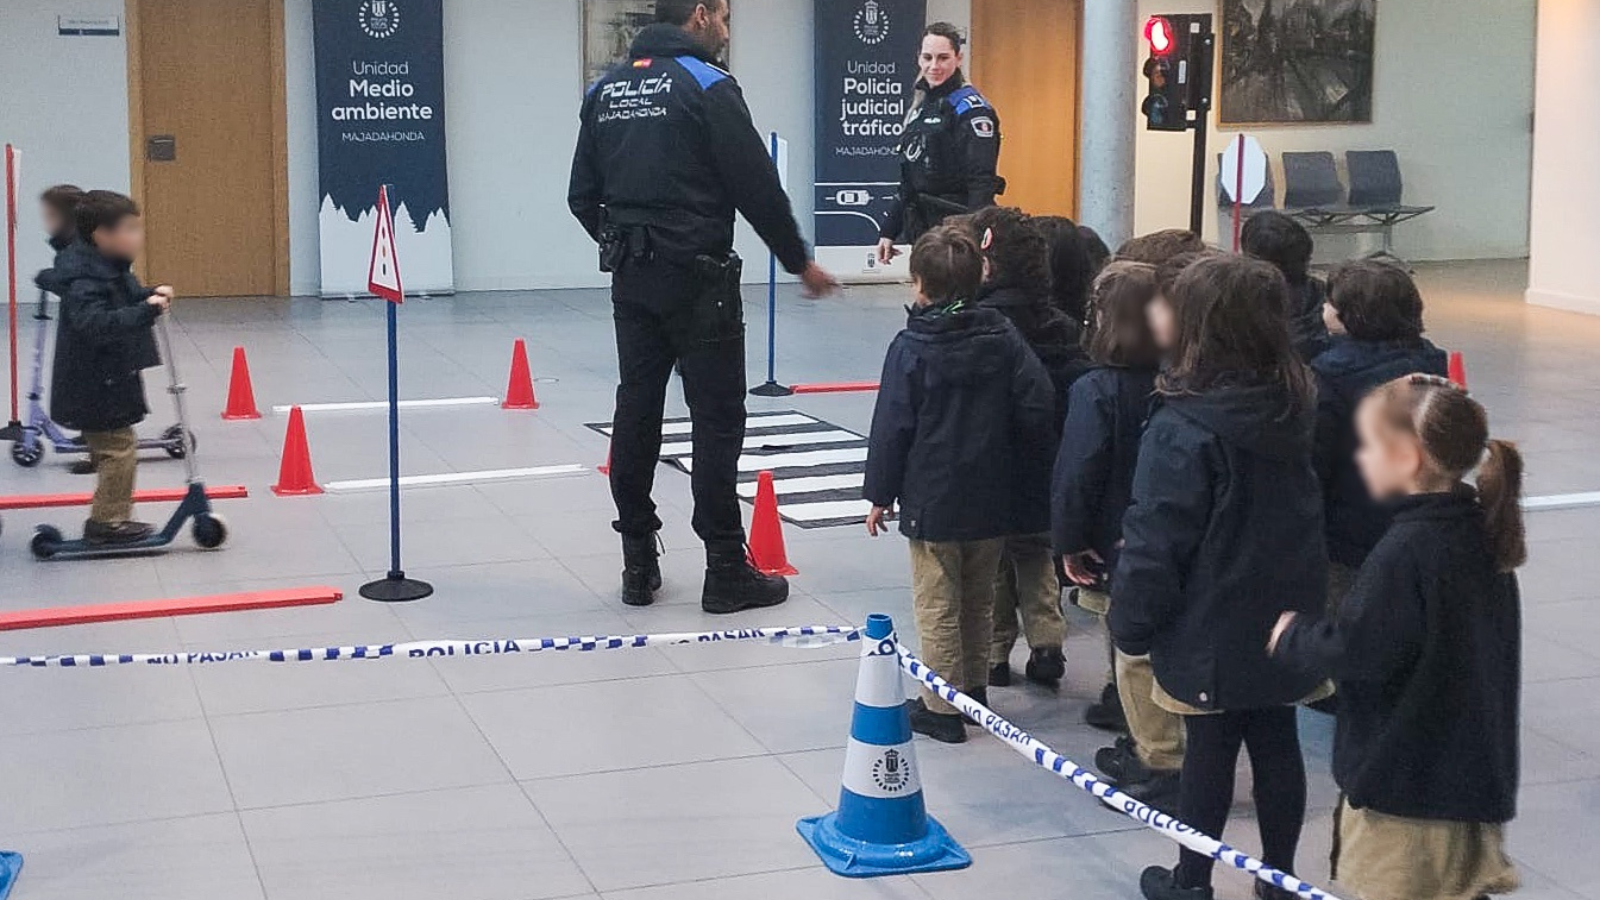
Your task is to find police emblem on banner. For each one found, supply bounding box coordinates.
[872,748,912,793]
[359,0,400,38]
[854,0,890,45]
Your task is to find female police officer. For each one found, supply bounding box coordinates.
[877,22,1004,265]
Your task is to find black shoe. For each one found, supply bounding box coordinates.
[83,520,154,546]
[963,686,989,726]
[909,699,967,744]
[1024,646,1065,687]
[1254,880,1300,900]
[701,544,789,614]
[989,661,1013,687]
[1085,682,1129,732]
[620,532,662,607]
[1141,866,1213,900]
[1121,771,1182,816]
[1095,735,1151,784]
[68,459,97,475]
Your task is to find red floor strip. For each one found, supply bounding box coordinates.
[0,485,249,511]
[790,382,880,395]
[0,586,344,631]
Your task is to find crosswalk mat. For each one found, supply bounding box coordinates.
[587,410,870,529]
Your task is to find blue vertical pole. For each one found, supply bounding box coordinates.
[750,131,793,398]
[386,300,402,578]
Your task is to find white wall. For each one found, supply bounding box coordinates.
[1526,0,1600,316]
[0,0,131,287]
[1133,0,1536,262]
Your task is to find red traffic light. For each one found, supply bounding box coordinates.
[1145,16,1175,55]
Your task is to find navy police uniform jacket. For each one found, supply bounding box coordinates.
[568,25,810,275]
[1312,336,1448,567]
[881,73,1002,242]
[1276,489,1520,823]
[863,304,1055,543]
[1110,382,1326,711]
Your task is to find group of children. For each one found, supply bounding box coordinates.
[33,186,170,544]
[864,211,1524,900]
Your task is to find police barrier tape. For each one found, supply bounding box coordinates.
[0,625,861,669]
[897,646,1347,900]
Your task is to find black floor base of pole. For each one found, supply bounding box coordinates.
[360,571,434,603]
[0,421,24,442]
[749,381,794,398]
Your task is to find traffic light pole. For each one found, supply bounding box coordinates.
[1187,29,1215,235]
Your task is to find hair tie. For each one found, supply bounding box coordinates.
[981,228,994,251]
[1408,373,1466,395]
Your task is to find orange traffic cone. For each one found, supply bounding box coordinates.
[222,346,262,420]
[271,406,323,496]
[747,470,798,576]
[502,339,540,410]
[1448,351,1468,389]
[598,441,612,476]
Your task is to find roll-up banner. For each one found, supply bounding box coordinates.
[813,0,925,282]
[313,0,453,297]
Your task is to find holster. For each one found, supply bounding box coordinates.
[598,224,654,273]
[691,252,744,343]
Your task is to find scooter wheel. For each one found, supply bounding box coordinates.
[193,514,228,550]
[30,525,63,560]
[10,442,44,468]
[163,424,195,459]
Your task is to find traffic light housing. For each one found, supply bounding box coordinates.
[1141,13,1213,133]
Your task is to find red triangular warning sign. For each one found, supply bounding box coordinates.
[367,185,403,303]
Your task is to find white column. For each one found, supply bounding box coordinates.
[1078,0,1140,250]
[1527,0,1600,316]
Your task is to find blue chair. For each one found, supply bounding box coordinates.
[1345,150,1434,264]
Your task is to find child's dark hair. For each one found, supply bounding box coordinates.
[910,225,984,305]
[966,206,1048,292]
[74,190,140,241]
[1241,211,1314,286]
[1084,261,1162,368]
[1327,259,1426,342]
[1368,375,1526,571]
[1115,229,1206,266]
[40,185,86,225]
[1079,225,1111,276]
[1155,248,1223,300]
[1160,255,1313,412]
[923,22,965,53]
[1036,215,1094,322]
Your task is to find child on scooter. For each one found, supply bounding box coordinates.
[50,190,172,545]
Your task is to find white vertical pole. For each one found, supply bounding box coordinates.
[1078,0,1140,250]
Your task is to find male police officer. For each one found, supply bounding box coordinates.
[569,0,839,613]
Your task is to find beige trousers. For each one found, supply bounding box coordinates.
[990,532,1066,665]
[84,428,139,525]
[910,537,1006,715]
[1114,649,1186,771]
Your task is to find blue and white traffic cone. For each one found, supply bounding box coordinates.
[797,613,970,877]
[0,850,22,899]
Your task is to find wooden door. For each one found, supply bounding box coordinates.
[970,0,1081,218]
[129,0,288,297]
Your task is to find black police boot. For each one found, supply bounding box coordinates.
[989,661,1013,688]
[908,699,967,744]
[1085,681,1129,732]
[620,533,662,607]
[1024,646,1065,687]
[701,542,789,615]
[1140,866,1214,900]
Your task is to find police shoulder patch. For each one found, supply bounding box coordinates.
[971,116,996,138]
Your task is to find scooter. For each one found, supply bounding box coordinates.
[10,290,192,468]
[30,314,228,559]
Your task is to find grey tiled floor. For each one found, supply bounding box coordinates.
[0,259,1597,900]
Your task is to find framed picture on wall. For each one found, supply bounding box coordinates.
[580,0,732,91]
[1219,0,1376,125]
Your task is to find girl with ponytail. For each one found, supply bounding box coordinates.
[1270,374,1524,900]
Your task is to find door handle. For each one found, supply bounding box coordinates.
[147,135,176,162]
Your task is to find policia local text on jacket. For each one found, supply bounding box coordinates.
[881,73,1002,244]
[567,22,818,612]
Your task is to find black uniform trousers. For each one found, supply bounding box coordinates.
[609,255,748,546]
